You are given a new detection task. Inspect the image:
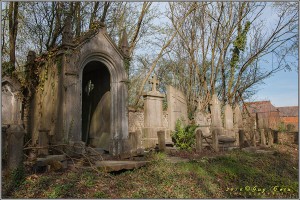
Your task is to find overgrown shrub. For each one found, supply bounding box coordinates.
[171,119,198,150]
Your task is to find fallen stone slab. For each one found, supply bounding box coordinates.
[241,147,257,153]
[256,150,275,155]
[95,160,149,172]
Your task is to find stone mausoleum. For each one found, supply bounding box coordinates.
[2,22,131,157]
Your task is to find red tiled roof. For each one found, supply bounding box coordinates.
[245,101,279,113]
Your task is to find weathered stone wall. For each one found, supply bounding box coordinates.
[30,59,63,145]
[128,110,168,132]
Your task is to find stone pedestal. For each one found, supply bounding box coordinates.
[142,87,165,149]
[7,125,25,170]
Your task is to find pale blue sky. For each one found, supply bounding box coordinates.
[252,69,298,107]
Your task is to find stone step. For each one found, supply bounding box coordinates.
[95,160,149,172]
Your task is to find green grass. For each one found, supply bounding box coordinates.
[3,145,299,199]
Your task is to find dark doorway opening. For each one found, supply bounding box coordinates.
[82,61,110,148]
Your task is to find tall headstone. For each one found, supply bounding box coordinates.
[2,76,25,170]
[89,91,111,150]
[224,104,234,138]
[195,128,203,153]
[167,85,188,130]
[210,94,223,135]
[142,75,165,148]
[234,105,243,129]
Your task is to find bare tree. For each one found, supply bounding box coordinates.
[8,2,19,67]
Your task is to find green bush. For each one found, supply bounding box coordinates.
[171,119,198,150]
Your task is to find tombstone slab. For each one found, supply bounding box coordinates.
[89,91,111,150]
[167,85,188,131]
[7,125,25,170]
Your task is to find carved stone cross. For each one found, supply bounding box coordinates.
[149,75,159,91]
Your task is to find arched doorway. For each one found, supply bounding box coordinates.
[82,61,111,150]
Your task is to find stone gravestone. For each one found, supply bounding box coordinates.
[142,75,165,148]
[210,94,223,135]
[256,113,268,146]
[167,85,188,131]
[89,91,111,151]
[1,76,25,170]
[224,104,234,138]
[194,110,211,137]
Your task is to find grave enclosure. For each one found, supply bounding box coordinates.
[1,23,276,170]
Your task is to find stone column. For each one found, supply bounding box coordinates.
[212,129,219,152]
[142,75,165,148]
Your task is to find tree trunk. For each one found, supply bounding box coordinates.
[89,2,100,29]
[8,2,19,68]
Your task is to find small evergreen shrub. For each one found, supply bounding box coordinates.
[172,119,198,150]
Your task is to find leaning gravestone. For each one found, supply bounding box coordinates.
[89,91,111,150]
[167,85,188,131]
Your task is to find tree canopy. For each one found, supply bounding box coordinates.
[1,1,298,117]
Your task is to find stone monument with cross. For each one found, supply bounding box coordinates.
[142,75,166,148]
